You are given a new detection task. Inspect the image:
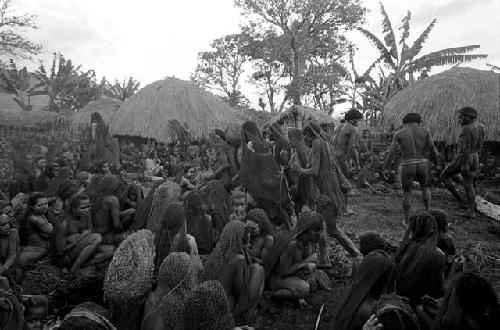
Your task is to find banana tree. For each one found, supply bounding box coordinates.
[104,77,140,101]
[357,2,487,85]
[0,60,36,111]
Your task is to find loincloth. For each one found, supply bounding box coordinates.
[401,159,428,166]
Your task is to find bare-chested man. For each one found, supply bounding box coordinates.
[18,193,53,266]
[440,106,484,218]
[54,194,114,274]
[91,175,125,246]
[332,109,363,177]
[383,113,439,225]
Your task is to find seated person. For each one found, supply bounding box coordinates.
[416,272,500,330]
[246,208,274,264]
[200,221,264,317]
[47,197,64,226]
[0,201,14,222]
[0,285,25,330]
[90,175,126,246]
[395,210,445,307]
[229,191,248,222]
[0,211,19,277]
[181,280,235,330]
[429,209,456,280]
[362,294,420,330]
[19,192,53,266]
[142,252,197,330]
[331,250,395,330]
[58,302,114,330]
[352,232,396,279]
[263,212,327,307]
[184,191,214,254]
[53,194,114,275]
[153,202,202,275]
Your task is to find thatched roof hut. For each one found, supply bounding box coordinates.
[384,67,500,143]
[234,107,275,127]
[268,105,336,130]
[109,77,244,144]
[71,97,123,131]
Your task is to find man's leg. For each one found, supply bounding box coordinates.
[247,263,265,312]
[417,162,431,211]
[401,164,416,226]
[318,228,331,268]
[266,276,310,300]
[462,172,475,218]
[440,160,464,203]
[317,202,361,257]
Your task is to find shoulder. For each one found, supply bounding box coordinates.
[264,234,275,245]
[104,195,120,205]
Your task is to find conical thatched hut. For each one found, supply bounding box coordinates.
[383,67,500,143]
[268,105,336,133]
[71,97,123,132]
[109,77,244,144]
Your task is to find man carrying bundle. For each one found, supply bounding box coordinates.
[440,106,485,219]
[383,113,439,226]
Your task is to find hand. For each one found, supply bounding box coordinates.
[362,315,383,330]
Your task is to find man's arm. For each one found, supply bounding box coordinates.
[383,133,399,170]
[461,126,473,169]
[107,197,122,231]
[300,140,321,177]
[425,129,439,163]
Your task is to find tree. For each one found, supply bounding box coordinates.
[191,33,251,107]
[358,2,487,85]
[0,0,42,59]
[244,29,291,112]
[104,77,140,101]
[0,59,36,111]
[235,0,366,105]
[30,53,105,112]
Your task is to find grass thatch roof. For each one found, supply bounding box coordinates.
[268,105,336,126]
[0,110,71,130]
[384,67,500,142]
[233,107,275,127]
[109,77,244,143]
[72,97,123,131]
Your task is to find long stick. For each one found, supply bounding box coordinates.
[315,304,325,330]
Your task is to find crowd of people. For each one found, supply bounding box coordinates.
[0,106,498,330]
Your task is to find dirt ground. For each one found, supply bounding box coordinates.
[258,187,500,330]
[22,186,499,329]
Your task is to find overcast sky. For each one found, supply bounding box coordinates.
[7,0,500,114]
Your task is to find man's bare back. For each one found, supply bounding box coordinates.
[93,195,122,245]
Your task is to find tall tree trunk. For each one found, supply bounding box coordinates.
[291,51,302,105]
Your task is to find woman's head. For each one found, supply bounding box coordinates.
[408,210,437,242]
[246,208,273,236]
[28,192,48,215]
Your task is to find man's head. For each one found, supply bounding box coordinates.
[402,113,422,125]
[34,156,46,171]
[297,211,324,243]
[28,192,48,215]
[0,213,11,236]
[246,208,273,237]
[303,123,319,147]
[230,191,248,220]
[429,209,448,233]
[345,109,363,126]
[362,129,371,138]
[457,106,478,126]
[70,194,91,219]
[99,162,110,175]
[76,171,91,188]
[0,200,13,220]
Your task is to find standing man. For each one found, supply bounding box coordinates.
[383,113,439,225]
[295,121,361,258]
[332,109,363,177]
[440,107,484,218]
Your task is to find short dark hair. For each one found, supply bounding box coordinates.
[359,232,388,256]
[28,192,47,208]
[230,191,247,205]
[457,106,478,119]
[402,113,422,124]
[345,109,363,121]
[69,194,90,211]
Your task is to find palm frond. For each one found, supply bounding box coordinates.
[409,54,488,72]
[406,19,437,60]
[379,3,398,60]
[399,11,411,44]
[357,28,396,69]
